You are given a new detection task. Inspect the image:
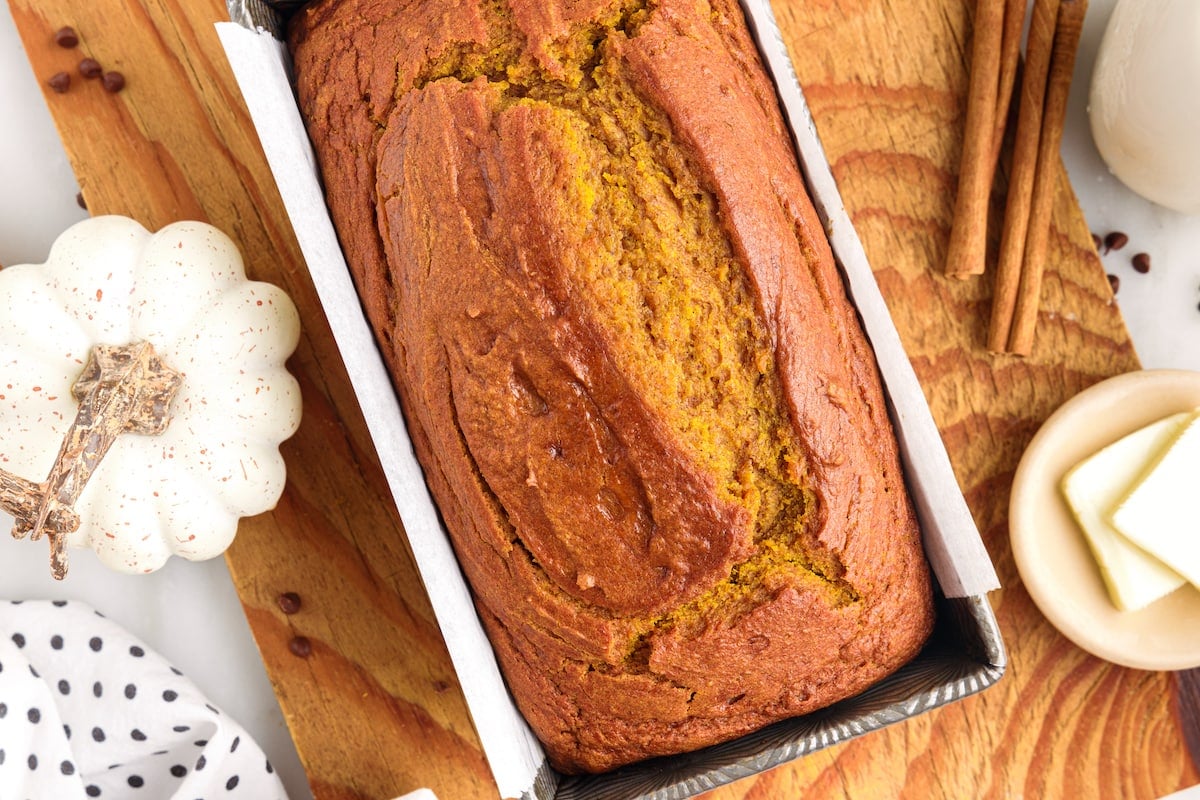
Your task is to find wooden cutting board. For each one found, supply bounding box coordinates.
[8,0,1198,798]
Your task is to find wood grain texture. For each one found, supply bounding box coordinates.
[6,1,496,798]
[1181,669,1200,773]
[7,0,1198,798]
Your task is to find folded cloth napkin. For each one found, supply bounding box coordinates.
[0,600,287,799]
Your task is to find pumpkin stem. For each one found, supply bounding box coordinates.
[0,341,183,580]
[0,472,81,537]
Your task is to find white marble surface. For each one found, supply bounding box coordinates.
[1062,0,1200,372]
[0,2,1196,799]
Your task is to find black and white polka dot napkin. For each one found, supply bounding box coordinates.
[0,600,286,799]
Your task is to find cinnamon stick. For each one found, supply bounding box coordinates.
[991,0,1028,165]
[1007,0,1089,355]
[986,0,1062,351]
[945,0,1007,279]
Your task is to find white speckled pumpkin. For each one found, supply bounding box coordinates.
[0,215,302,573]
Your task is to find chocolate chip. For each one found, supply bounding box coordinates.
[53,27,79,48]
[287,636,312,658]
[1104,231,1129,253]
[1091,233,1102,252]
[78,58,102,79]
[1107,274,1120,294]
[47,72,71,93]
[1132,252,1151,274]
[75,192,86,210]
[101,71,125,93]
[277,592,301,615]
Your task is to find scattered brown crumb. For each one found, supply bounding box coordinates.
[277,592,301,615]
[78,57,102,79]
[53,26,79,48]
[288,636,313,658]
[47,71,71,93]
[101,71,125,93]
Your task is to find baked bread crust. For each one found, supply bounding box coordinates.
[290,0,934,774]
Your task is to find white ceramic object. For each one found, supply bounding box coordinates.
[1088,0,1200,214]
[0,215,302,574]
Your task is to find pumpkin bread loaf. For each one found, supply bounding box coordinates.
[289,0,935,774]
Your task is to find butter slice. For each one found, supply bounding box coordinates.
[1061,413,1190,611]
[1111,410,1200,590]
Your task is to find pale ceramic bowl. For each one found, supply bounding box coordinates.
[1011,369,1200,670]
